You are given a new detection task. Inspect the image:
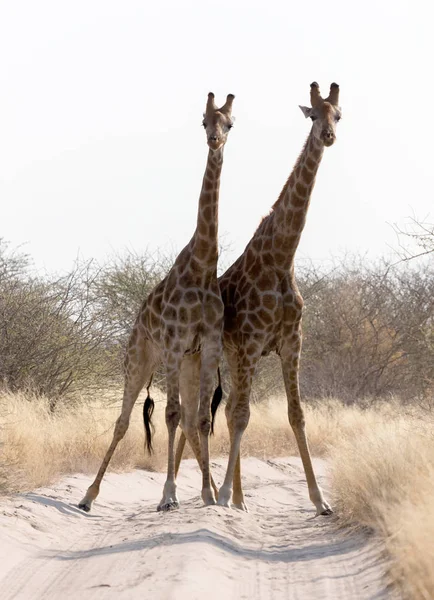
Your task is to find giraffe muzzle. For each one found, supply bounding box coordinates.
[207,136,222,150]
[321,130,335,147]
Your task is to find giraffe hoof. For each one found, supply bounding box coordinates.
[157,500,180,512]
[78,502,91,513]
[233,502,249,512]
[319,507,333,516]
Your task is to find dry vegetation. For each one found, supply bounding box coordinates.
[329,406,434,600]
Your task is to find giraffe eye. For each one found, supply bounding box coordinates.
[336,115,341,122]
[227,122,233,129]
[310,115,317,122]
[202,122,207,128]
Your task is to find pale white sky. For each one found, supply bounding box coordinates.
[0,0,432,273]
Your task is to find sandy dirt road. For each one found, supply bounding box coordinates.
[0,457,393,599]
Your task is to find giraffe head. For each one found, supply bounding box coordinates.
[203,93,235,151]
[299,82,341,147]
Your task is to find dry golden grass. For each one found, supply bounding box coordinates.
[0,390,373,493]
[328,404,434,600]
[1,389,433,598]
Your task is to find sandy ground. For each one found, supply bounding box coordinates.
[0,457,394,599]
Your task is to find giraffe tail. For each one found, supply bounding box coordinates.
[143,376,155,454]
[210,367,223,435]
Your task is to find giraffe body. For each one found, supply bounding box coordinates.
[78,92,235,512]
[215,83,341,514]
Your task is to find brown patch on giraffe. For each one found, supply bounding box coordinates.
[306,156,316,170]
[292,211,305,231]
[291,194,305,208]
[185,290,198,304]
[249,312,263,329]
[245,342,258,356]
[178,306,188,324]
[243,248,255,269]
[250,287,261,305]
[288,233,298,246]
[257,308,273,325]
[285,210,294,228]
[237,275,249,295]
[261,252,273,267]
[202,206,212,222]
[163,306,177,321]
[169,289,181,305]
[257,271,275,290]
[301,166,313,184]
[197,219,208,237]
[263,237,272,251]
[204,302,218,324]
[295,182,307,196]
[149,310,159,330]
[273,233,284,248]
[203,178,214,192]
[274,250,287,264]
[190,304,202,322]
[241,321,254,334]
[262,293,277,311]
[247,256,261,276]
[285,305,301,323]
[311,146,321,160]
[252,238,263,252]
[165,324,176,339]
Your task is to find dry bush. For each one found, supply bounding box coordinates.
[95,249,172,342]
[298,257,434,402]
[394,215,434,261]
[0,241,117,402]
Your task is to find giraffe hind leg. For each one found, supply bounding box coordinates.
[157,352,182,512]
[175,431,219,498]
[78,337,157,512]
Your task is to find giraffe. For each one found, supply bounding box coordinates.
[177,82,341,514]
[78,92,235,512]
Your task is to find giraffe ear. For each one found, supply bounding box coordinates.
[299,105,313,119]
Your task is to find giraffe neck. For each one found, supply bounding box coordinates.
[191,147,224,266]
[258,131,324,271]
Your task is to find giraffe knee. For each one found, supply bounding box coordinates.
[288,405,306,429]
[166,405,181,432]
[198,416,211,437]
[115,416,130,439]
[232,405,250,432]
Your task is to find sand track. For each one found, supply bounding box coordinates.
[0,457,392,599]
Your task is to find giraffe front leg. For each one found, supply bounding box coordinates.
[218,349,256,510]
[198,343,222,506]
[280,334,332,516]
[176,354,219,498]
[218,354,255,509]
[158,359,182,512]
